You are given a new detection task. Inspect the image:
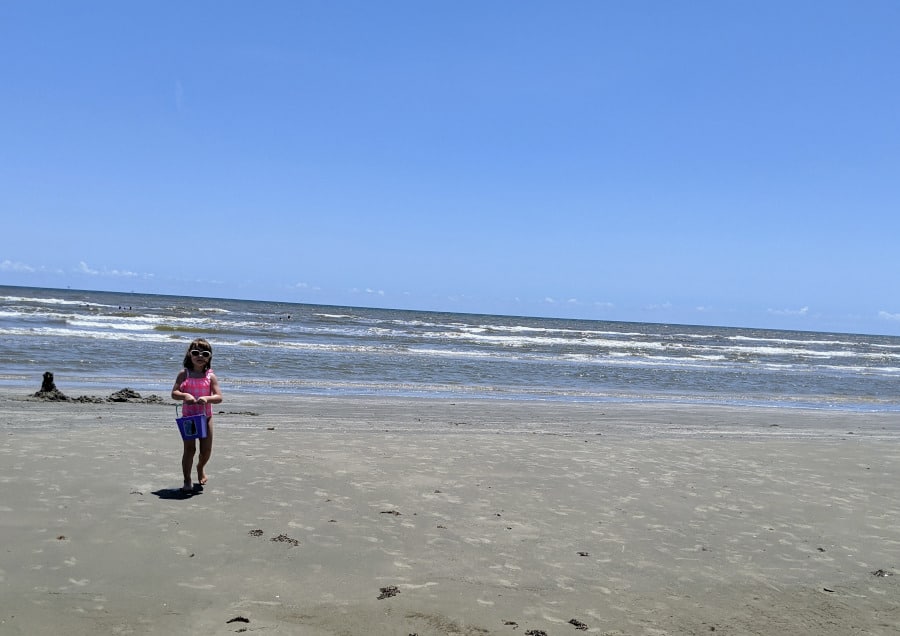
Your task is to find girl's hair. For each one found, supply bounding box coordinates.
[183,338,213,371]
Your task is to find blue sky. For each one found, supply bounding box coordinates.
[2,2,899,335]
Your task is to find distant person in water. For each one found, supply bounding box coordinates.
[171,338,223,492]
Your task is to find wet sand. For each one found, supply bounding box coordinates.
[1,389,899,635]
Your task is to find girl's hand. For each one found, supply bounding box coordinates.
[196,396,206,405]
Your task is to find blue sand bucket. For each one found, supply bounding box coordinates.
[176,404,208,440]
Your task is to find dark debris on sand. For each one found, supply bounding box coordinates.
[568,618,589,630]
[226,616,250,624]
[377,585,400,600]
[271,534,300,546]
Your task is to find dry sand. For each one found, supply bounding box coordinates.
[1,388,899,635]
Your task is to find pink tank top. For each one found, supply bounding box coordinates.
[180,368,213,417]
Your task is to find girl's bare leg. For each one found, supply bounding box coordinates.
[197,422,213,485]
[182,439,196,491]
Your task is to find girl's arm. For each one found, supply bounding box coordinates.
[197,372,223,406]
[171,370,196,403]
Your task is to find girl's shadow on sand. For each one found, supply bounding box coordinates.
[152,485,204,499]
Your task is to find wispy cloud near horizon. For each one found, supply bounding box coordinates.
[351,287,385,297]
[75,261,149,279]
[1,260,35,273]
[768,306,809,317]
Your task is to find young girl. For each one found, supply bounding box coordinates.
[171,338,223,493]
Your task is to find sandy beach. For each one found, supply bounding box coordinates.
[1,388,899,635]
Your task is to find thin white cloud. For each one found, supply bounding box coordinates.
[567,298,579,304]
[768,306,809,317]
[645,302,673,311]
[76,261,147,278]
[0,259,35,273]
[544,297,557,304]
[351,287,385,296]
[292,282,320,291]
[878,311,900,321]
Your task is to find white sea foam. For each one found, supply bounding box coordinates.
[408,347,514,360]
[68,319,154,331]
[729,334,859,347]
[721,344,855,358]
[0,295,114,308]
[0,326,176,343]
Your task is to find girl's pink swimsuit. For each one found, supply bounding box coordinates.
[180,368,213,418]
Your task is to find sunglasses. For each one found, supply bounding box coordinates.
[190,350,211,358]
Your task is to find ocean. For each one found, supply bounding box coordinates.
[1,285,899,412]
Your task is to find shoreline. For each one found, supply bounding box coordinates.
[2,392,899,634]
[4,375,900,420]
[3,387,899,440]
